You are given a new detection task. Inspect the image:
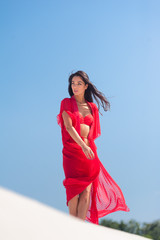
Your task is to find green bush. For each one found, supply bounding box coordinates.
[100,219,160,240]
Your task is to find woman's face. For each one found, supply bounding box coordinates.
[71,76,88,96]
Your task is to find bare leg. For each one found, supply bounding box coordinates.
[77,183,92,221]
[68,194,79,217]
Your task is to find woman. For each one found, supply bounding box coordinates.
[57,70,129,224]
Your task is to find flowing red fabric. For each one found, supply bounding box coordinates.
[57,95,130,224]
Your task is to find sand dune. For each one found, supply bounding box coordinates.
[0,187,150,240]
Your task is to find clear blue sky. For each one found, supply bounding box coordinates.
[1,0,160,224]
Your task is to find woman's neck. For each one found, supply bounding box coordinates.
[74,94,86,104]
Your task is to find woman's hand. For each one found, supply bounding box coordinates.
[81,144,95,160]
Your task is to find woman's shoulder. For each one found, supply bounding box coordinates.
[60,97,72,110]
[90,101,98,111]
[60,97,71,104]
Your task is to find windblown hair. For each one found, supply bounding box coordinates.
[68,70,110,114]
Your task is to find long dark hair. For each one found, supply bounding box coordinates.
[68,70,110,114]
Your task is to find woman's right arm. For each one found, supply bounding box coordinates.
[62,110,95,160]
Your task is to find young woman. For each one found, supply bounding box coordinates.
[57,70,129,224]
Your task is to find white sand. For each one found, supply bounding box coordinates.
[0,186,150,240]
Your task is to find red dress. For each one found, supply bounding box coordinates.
[57,95,129,224]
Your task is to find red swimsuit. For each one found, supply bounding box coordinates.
[78,112,93,126]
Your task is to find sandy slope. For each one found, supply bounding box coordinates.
[0,187,150,240]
